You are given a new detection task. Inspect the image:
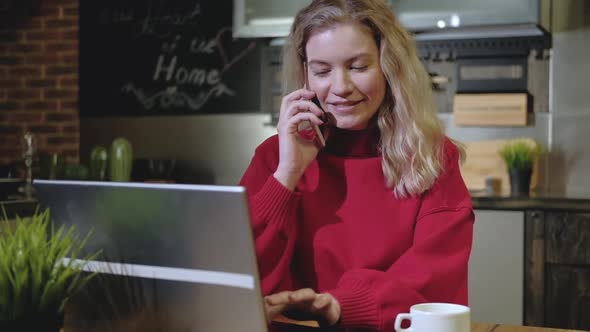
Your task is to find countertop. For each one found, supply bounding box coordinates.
[471,192,590,212]
[0,198,39,219]
[4,192,590,217]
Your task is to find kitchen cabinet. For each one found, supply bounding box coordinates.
[390,0,539,32]
[233,0,545,38]
[469,210,525,325]
[233,0,311,37]
[524,210,590,330]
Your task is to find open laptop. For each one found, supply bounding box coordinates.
[34,179,268,332]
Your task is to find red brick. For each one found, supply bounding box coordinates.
[0,125,21,134]
[7,89,42,99]
[61,124,79,133]
[46,136,77,145]
[0,79,22,89]
[24,19,43,30]
[0,101,20,111]
[45,42,78,53]
[7,43,43,53]
[45,19,78,29]
[44,89,77,99]
[0,148,21,157]
[60,30,79,40]
[60,53,78,64]
[7,112,43,123]
[26,125,59,134]
[39,6,60,17]
[24,101,58,111]
[9,66,42,76]
[62,7,79,17]
[44,0,77,7]
[0,101,21,112]
[46,112,75,121]
[26,55,59,65]
[0,56,22,65]
[58,77,77,88]
[46,65,77,76]
[26,78,57,88]
[26,31,60,41]
[60,100,78,110]
[0,134,21,145]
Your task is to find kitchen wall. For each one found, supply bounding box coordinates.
[81,114,276,185]
[0,0,80,167]
[10,0,582,195]
[547,24,590,196]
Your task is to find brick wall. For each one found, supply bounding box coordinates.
[0,0,79,171]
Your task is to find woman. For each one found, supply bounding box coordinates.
[239,0,474,330]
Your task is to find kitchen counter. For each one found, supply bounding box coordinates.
[471,193,590,212]
[0,199,38,220]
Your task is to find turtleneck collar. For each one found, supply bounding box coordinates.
[322,122,381,158]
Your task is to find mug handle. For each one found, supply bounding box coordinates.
[394,313,413,332]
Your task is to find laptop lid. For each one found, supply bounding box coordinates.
[33,179,268,332]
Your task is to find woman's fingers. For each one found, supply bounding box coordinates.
[282,89,316,107]
[264,291,292,306]
[311,293,332,312]
[286,112,324,136]
[288,288,317,302]
[282,100,324,121]
[265,302,288,323]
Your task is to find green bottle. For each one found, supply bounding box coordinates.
[109,137,133,182]
[89,145,108,181]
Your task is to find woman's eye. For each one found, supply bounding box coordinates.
[312,70,330,77]
[351,65,368,71]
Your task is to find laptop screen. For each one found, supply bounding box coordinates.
[34,179,267,332]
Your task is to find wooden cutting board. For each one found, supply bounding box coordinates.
[460,139,539,194]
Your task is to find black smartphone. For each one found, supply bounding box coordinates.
[303,62,327,148]
[309,95,327,147]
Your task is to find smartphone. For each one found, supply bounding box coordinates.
[309,96,327,147]
[303,61,328,147]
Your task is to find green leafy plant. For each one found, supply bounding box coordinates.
[498,139,543,170]
[0,208,101,322]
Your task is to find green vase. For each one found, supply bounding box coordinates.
[109,137,133,182]
[89,145,109,181]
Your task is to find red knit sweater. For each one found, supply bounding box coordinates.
[239,127,474,332]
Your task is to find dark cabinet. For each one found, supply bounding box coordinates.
[525,210,590,330]
[545,265,590,329]
[545,212,590,265]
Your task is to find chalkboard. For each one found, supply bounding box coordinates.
[80,0,262,116]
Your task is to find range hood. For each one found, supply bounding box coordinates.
[413,23,552,59]
[414,23,548,42]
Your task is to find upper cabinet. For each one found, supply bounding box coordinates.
[233,0,543,38]
[391,0,539,32]
[233,0,311,38]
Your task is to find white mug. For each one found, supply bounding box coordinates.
[394,303,470,332]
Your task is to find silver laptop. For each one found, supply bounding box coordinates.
[34,179,268,332]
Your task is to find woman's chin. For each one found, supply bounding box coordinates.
[334,117,370,131]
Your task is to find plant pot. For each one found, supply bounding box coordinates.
[0,313,63,332]
[509,168,532,197]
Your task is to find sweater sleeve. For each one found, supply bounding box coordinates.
[239,136,300,295]
[326,140,475,331]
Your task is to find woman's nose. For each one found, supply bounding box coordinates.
[330,70,354,96]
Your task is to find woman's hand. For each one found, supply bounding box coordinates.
[264,288,341,327]
[274,89,325,191]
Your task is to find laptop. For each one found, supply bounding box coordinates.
[34,179,268,332]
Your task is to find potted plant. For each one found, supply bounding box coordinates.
[0,208,100,331]
[498,139,543,197]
